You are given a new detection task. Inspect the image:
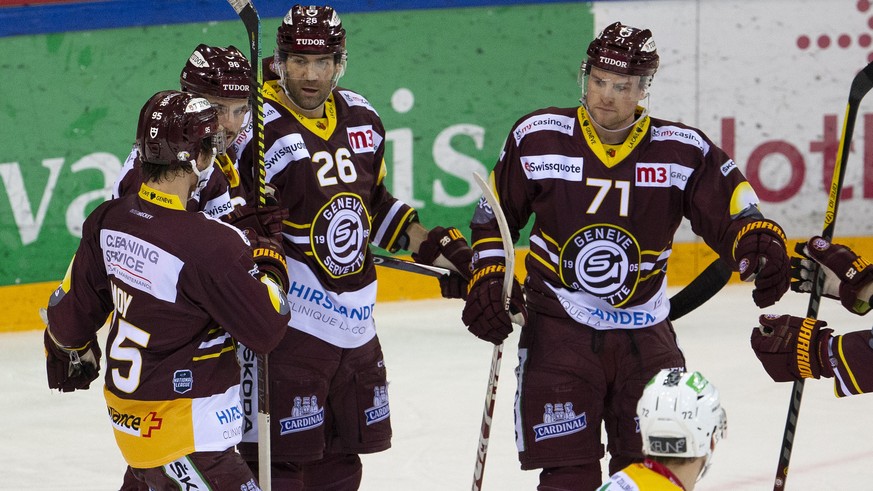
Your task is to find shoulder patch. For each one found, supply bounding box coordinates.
[513,113,575,145]
[650,125,710,155]
[338,90,379,116]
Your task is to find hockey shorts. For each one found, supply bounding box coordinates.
[515,310,685,473]
[240,329,392,463]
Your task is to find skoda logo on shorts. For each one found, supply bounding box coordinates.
[559,224,640,307]
[311,193,370,278]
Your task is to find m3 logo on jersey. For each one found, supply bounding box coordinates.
[559,224,641,307]
[635,163,693,190]
[533,401,587,442]
[311,193,369,278]
[347,125,381,154]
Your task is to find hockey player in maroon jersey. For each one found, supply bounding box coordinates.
[234,5,473,489]
[42,90,290,490]
[460,22,789,489]
[752,236,873,397]
[600,369,727,491]
[113,44,253,220]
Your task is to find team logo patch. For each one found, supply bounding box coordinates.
[279,395,324,435]
[559,224,641,307]
[172,369,193,394]
[365,386,390,426]
[533,401,586,442]
[311,193,370,278]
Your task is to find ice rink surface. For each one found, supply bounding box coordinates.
[3,284,872,490]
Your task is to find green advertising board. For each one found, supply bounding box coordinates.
[0,3,594,287]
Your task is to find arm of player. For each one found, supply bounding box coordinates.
[751,313,873,397]
[790,236,873,315]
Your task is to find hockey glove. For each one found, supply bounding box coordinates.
[733,219,790,307]
[461,264,526,345]
[245,229,290,293]
[44,328,101,392]
[751,314,834,382]
[790,236,873,315]
[412,226,474,299]
[226,197,288,239]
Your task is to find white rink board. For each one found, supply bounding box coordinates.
[3,285,872,489]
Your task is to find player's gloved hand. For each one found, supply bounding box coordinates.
[412,226,474,300]
[461,264,526,344]
[244,229,289,293]
[226,186,287,238]
[790,236,873,315]
[44,326,101,392]
[733,219,790,307]
[750,314,834,382]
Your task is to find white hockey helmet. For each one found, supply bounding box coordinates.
[637,369,727,480]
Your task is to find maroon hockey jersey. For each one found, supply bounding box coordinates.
[473,105,761,329]
[46,184,289,467]
[237,81,416,348]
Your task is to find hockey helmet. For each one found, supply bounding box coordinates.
[585,22,659,77]
[637,369,727,479]
[179,44,252,99]
[136,90,221,166]
[276,5,346,57]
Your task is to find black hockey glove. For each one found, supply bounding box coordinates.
[790,236,873,315]
[733,219,790,307]
[44,328,101,392]
[412,226,474,299]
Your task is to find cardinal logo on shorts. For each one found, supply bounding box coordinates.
[364,385,390,426]
[279,395,324,435]
[532,401,587,442]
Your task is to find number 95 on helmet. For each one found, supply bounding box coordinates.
[637,369,727,480]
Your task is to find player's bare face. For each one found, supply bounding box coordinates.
[279,53,339,117]
[585,67,646,130]
[204,95,250,145]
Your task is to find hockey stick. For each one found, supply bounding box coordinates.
[470,172,522,491]
[227,1,270,489]
[772,59,873,491]
[372,253,450,278]
[667,258,732,321]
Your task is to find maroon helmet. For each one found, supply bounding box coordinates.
[179,44,252,99]
[276,5,346,58]
[585,22,659,77]
[136,90,219,166]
